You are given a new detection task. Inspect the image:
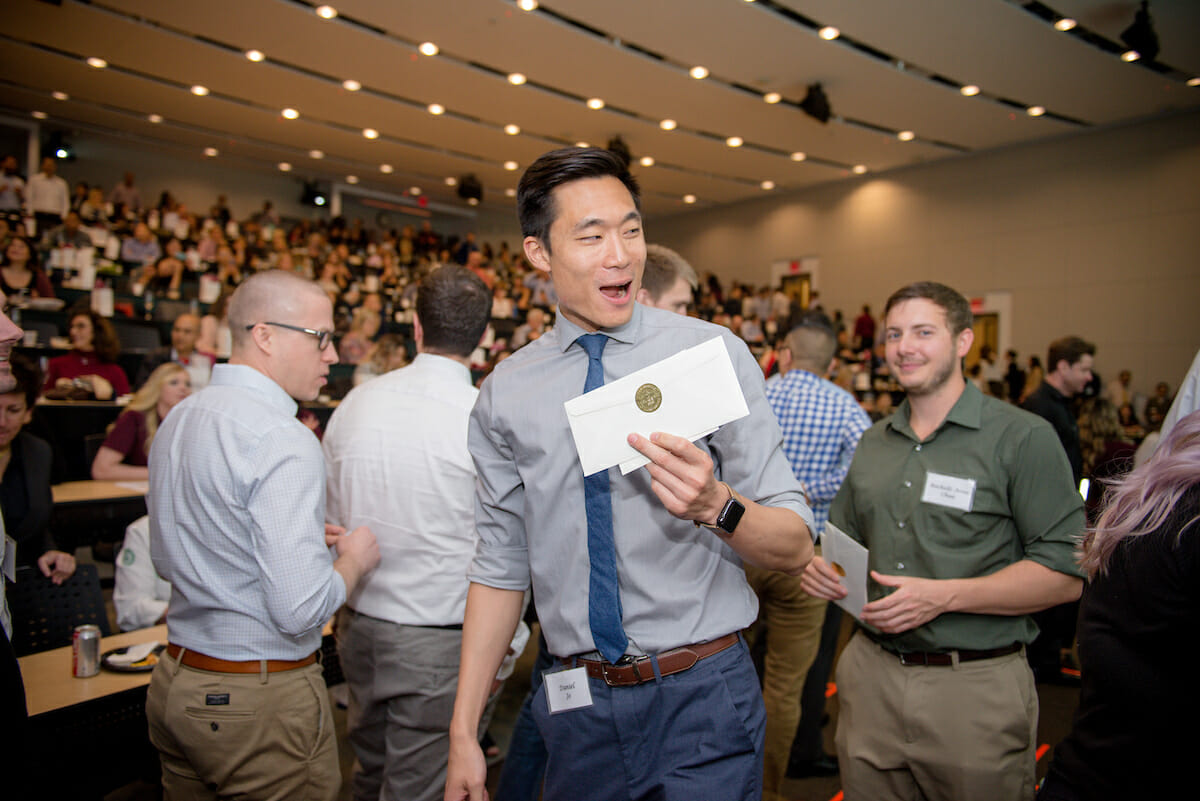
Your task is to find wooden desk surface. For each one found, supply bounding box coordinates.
[53,479,148,505]
[20,624,167,717]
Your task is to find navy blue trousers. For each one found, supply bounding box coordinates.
[532,635,765,801]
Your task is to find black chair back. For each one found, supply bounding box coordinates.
[7,563,111,656]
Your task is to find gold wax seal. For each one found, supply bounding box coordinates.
[635,383,662,413]
[830,561,847,577]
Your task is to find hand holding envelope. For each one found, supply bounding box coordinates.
[564,336,750,476]
[818,522,870,619]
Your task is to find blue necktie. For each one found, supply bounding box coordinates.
[577,333,628,663]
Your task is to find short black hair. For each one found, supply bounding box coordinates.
[517,147,640,255]
[1047,336,1095,371]
[884,281,973,335]
[8,352,41,409]
[416,265,491,358]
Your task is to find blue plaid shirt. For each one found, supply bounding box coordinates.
[764,369,871,537]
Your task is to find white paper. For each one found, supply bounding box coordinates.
[105,641,160,665]
[543,666,594,714]
[563,336,749,476]
[820,521,870,619]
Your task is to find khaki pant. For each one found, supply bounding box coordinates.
[835,632,1038,801]
[744,565,826,801]
[146,649,339,801]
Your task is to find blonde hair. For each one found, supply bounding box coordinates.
[110,362,188,453]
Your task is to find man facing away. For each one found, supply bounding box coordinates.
[446,147,814,801]
[146,271,380,800]
[635,243,697,316]
[751,312,871,799]
[323,265,525,801]
[801,282,1084,801]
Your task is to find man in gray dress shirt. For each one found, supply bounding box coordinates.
[446,148,814,801]
[146,271,380,800]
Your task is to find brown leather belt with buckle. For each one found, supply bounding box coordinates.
[166,643,317,674]
[569,632,740,687]
[885,641,1023,667]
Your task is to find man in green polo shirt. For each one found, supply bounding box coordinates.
[801,281,1084,801]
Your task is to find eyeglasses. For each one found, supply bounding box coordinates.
[247,321,334,350]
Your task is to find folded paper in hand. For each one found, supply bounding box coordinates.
[564,336,749,476]
[819,521,869,619]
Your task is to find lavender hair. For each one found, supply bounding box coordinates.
[1079,409,1200,578]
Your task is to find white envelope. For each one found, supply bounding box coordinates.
[564,336,749,476]
[819,521,870,620]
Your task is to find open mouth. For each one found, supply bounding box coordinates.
[599,281,632,301]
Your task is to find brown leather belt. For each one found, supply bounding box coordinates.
[569,633,740,687]
[883,641,1023,667]
[166,643,317,674]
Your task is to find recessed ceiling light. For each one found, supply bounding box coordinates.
[659,119,677,131]
[505,187,517,197]
[309,149,325,159]
[1121,50,1140,62]
[960,84,980,97]
[1026,105,1046,117]
[346,175,359,184]
[467,197,480,206]
[342,79,361,92]
[640,156,655,167]
[148,113,163,123]
[362,127,379,139]
[204,147,219,157]
[517,0,538,10]
[726,136,743,148]
[897,130,915,141]
[445,176,458,186]
[52,91,69,101]
[761,180,775,190]
[507,73,527,86]
[689,66,709,80]
[1054,18,1076,32]
[790,151,807,161]
[763,92,782,104]
[191,85,210,96]
[278,162,293,172]
[575,141,590,148]
[504,124,521,135]
[380,164,394,174]
[1189,77,1200,87]
[409,186,421,195]
[503,161,518,171]
[281,108,299,119]
[418,42,439,56]
[428,103,445,115]
[316,5,337,19]
[852,164,868,174]
[818,26,840,41]
[87,57,108,69]
[31,111,47,119]
[245,49,265,62]
[683,194,697,204]
[586,97,605,110]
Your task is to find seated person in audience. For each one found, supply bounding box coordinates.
[77,186,109,225]
[510,306,547,348]
[91,362,190,481]
[42,309,130,400]
[1144,381,1172,423]
[136,312,213,389]
[113,515,171,631]
[196,290,232,359]
[338,306,381,365]
[0,355,75,583]
[41,210,93,253]
[120,221,161,269]
[212,243,243,287]
[353,333,408,386]
[135,237,185,298]
[0,236,54,300]
[1117,402,1145,441]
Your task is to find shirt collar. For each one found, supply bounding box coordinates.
[411,352,473,384]
[890,380,984,441]
[551,302,642,353]
[210,363,298,416]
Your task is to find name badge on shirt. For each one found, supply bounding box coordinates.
[921,471,977,512]
[543,666,594,715]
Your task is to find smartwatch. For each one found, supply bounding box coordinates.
[696,482,746,535]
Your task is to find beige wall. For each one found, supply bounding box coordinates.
[650,109,1200,399]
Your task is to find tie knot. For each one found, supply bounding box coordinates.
[577,333,608,360]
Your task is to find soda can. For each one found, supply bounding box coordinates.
[72,624,102,678]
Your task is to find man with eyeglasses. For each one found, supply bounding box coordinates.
[145,270,380,800]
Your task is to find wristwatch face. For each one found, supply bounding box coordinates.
[717,497,746,533]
